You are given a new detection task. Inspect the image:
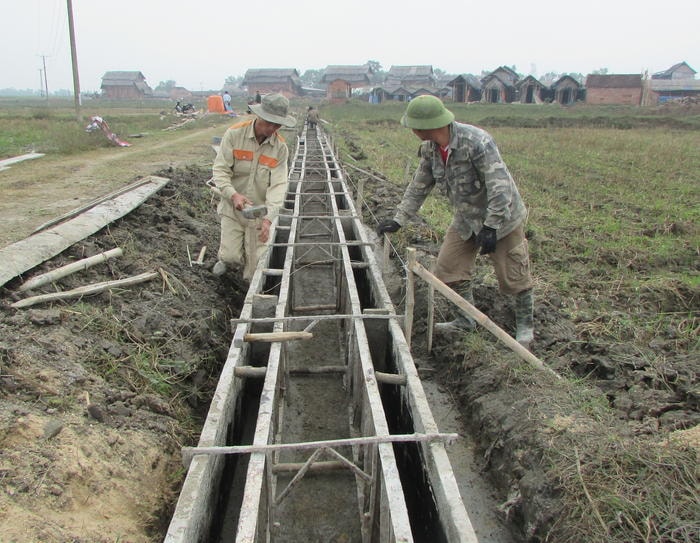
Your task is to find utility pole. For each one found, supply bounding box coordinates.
[66,0,81,122]
[39,69,44,97]
[41,55,49,104]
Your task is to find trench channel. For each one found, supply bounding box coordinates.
[165,122,487,542]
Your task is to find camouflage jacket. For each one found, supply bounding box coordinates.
[394,122,527,240]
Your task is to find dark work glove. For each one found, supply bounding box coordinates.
[475,226,497,255]
[376,219,401,236]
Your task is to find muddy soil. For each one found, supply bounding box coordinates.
[364,165,699,541]
[0,165,244,541]
[0,141,697,542]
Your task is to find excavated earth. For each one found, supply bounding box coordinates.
[0,160,697,542]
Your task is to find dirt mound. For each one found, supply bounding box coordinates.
[0,166,242,542]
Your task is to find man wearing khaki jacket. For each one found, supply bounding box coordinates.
[211,93,295,281]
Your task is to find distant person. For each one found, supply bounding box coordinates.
[306,106,320,129]
[376,95,535,348]
[222,90,232,112]
[246,92,262,114]
[210,93,296,281]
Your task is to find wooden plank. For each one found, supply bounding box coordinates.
[31,176,156,234]
[0,152,44,169]
[0,175,169,288]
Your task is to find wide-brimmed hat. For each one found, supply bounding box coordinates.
[249,93,296,127]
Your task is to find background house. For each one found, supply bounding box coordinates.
[385,65,436,88]
[652,61,696,80]
[481,66,519,103]
[100,71,152,100]
[371,85,412,103]
[516,75,546,104]
[647,78,700,104]
[372,65,449,103]
[321,65,373,103]
[446,74,482,103]
[241,69,302,98]
[647,62,700,104]
[585,74,642,105]
[551,75,582,105]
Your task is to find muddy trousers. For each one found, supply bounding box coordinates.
[217,214,267,281]
[434,225,535,340]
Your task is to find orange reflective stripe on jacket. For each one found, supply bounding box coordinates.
[232,149,279,168]
[233,149,254,161]
[258,155,279,168]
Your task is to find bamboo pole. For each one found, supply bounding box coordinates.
[408,258,561,379]
[182,432,459,465]
[375,371,407,386]
[427,264,435,353]
[18,248,123,292]
[195,246,207,265]
[11,271,159,309]
[272,460,349,474]
[382,234,391,273]
[344,162,388,184]
[242,331,313,344]
[234,366,267,379]
[274,448,325,505]
[356,177,365,213]
[405,249,416,349]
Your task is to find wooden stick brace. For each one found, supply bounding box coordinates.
[233,330,313,348]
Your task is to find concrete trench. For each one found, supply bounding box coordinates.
[164,123,502,543]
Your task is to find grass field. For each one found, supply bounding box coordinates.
[321,99,700,295]
[0,96,236,158]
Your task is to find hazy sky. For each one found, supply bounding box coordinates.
[2,0,699,92]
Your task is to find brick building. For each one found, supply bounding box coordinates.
[585,74,643,105]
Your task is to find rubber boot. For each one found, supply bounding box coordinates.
[514,289,534,349]
[435,281,476,334]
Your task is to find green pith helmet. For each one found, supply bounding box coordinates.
[400,95,455,129]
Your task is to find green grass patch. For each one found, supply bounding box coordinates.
[322,101,699,309]
[0,96,231,158]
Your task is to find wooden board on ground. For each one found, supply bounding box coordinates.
[0,152,45,172]
[0,175,170,288]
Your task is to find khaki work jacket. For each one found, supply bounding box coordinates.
[211,118,289,224]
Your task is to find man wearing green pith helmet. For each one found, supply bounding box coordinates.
[377,95,535,349]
